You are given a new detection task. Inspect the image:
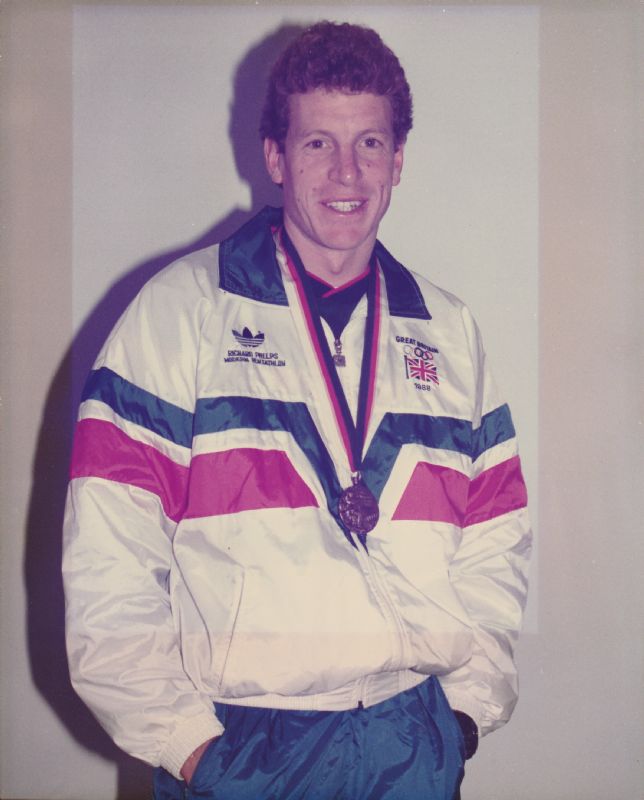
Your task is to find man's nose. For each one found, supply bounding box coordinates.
[330,146,360,185]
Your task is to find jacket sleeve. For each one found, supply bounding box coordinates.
[62,260,223,778]
[439,305,532,737]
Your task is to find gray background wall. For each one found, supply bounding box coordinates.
[1,2,641,798]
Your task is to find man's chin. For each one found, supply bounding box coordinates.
[284,214,379,262]
[314,223,377,255]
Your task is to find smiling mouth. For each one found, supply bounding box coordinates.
[324,200,365,213]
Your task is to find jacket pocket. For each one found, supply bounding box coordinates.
[187,733,226,796]
[212,571,244,696]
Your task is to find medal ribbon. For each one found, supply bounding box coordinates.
[279,228,381,481]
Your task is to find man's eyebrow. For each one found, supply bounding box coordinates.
[294,128,333,139]
[359,127,392,137]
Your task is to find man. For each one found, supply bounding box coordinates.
[63,21,531,800]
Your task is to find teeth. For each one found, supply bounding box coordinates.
[326,200,363,212]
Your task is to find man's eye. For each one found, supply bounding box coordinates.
[307,139,325,150]
[363,137,382,148]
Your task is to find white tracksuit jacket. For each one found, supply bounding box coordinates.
[63,207,532,779]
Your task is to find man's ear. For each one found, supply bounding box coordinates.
[264,139,284,186]
[392,141,405,188]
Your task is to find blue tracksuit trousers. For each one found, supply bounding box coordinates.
[154,676,465,800]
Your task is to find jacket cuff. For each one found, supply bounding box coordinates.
[159,710,225,780]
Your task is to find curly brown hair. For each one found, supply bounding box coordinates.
[260,21,413,151]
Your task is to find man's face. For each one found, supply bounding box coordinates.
[264,89,404,275]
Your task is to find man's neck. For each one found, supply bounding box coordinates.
[283,218,375,288]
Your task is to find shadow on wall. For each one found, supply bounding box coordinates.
[24,23,302,800]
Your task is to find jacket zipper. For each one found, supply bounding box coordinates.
[354,545,410,674]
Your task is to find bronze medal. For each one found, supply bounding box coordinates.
[338,479,379,535]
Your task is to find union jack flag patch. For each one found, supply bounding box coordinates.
[405,354,439,385]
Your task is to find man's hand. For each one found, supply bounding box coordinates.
[180,737,219,785]
[453,711,478,760]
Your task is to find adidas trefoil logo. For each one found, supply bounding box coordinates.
[232,327,265,348]
[225,326,285,368]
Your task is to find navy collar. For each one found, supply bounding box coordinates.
[218,206,431,320]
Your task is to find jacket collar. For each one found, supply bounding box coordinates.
[218,206,431,320]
